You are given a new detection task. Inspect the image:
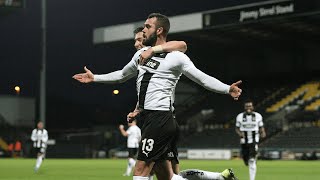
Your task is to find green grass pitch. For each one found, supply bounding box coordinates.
[0,159,319,179]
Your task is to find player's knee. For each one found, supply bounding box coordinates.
[248,158,255,164]
[133,161,153,176]
[133,162,144,176]
[248,158,256,168]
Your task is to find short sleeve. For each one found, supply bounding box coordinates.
[257,113,264,127]
[236,113,242,127]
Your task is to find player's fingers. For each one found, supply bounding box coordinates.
[72,74,81,79]
[139,57,145,65]
[233,80,242,86]
[127,117,133,123]
[84,66,90,73]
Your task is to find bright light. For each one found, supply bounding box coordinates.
[113,89,119,95]
[14,86,21,95]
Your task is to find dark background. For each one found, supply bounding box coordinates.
[0,0,319,129]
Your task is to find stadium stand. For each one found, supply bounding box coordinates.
[261,127,320,149]
[178,128,239,149]
[266,81,320,112]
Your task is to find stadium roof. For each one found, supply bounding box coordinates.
[93,0,320,47]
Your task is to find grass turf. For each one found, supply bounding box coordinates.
[0,158,319,180]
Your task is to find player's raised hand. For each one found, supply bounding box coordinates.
[119,124,124,130]
[229,80,242,100]
[139,48,154,65]
[72,66,94,83]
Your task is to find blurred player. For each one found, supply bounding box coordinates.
[119,120,141,176]
[235,100,266,180]
[31,121,48,172]
[73,13,242,180]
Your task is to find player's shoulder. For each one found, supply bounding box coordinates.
[167,51,187,58]
[166,51,191,66]
[132,47,150,60]
[132,125,140,130]
[32,128,37,132]
[253,111,262,116]
[254,112,263,119]
[236,112,244,118]
[136,47,149,55]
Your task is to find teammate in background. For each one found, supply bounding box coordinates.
[119,120,142,176]
[73,13,242,180]
[235,100,266,180]
[134,27,145,50]
[31,121,48,172]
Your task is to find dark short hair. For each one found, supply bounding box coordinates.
[147,13,170,36]
[244,99,254,105]
[133,26,144,35]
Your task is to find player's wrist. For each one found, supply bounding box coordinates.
[152,45,163,53]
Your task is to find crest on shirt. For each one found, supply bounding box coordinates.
[143,59,160,70]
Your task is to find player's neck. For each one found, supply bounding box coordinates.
[154,37,166,46]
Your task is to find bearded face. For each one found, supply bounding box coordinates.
[143,30,157,46]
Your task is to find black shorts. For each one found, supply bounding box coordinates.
[168,131,180,164]
[34,147,46,155]
[241,143,258,165]
[137,110,179,163]
[128,148,138,158]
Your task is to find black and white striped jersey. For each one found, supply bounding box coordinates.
[94,47,230,111]
[31,129,48,148]
[236,112,263,144]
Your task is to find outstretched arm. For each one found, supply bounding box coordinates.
[73,52,139,83]
[179,53,242,100]
[139,41,187,64]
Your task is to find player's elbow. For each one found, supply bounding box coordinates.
[117,79,127,83]
[117,74,131,83]
[180,41,187,53]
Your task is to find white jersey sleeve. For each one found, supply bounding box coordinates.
[42,129,48,143]
[174,52,230,94]
[256,112,264,127]
[236,113,243,127]
[93,48,145,83]
[31,129,37,141]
